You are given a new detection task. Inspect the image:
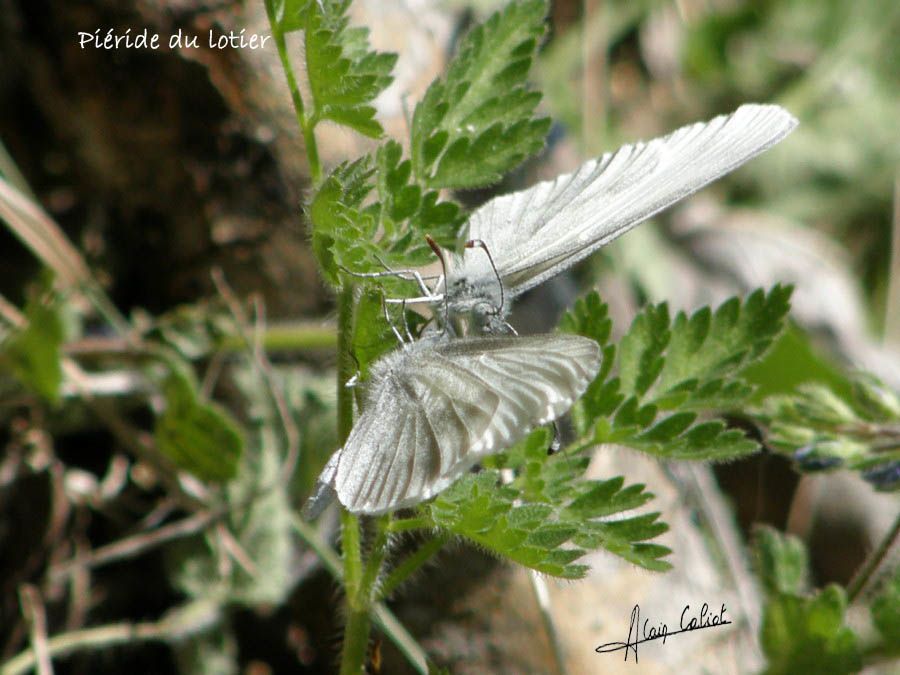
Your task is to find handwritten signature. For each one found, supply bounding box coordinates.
[595,603,732,662]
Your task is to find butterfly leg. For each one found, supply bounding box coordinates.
[338,262,439,298]
[548,421,562,455]
[384,290,445,305]
[381,295,408,344]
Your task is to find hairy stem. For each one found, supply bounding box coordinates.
[361,516,391,598]
[335,283,372,673]
[263,0,322,183]
[339,608,371,675]
[291,515,429,673]
[387,516,431,534]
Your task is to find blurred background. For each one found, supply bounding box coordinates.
[0,0,898,673]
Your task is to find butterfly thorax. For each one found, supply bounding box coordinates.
[444,252,508,336]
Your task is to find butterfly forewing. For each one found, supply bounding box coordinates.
[326,334,600,515]
[458,104,797,298]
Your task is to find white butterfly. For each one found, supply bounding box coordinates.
[307,104,796,516]
[306,332,600,516]
[415,104,798,333]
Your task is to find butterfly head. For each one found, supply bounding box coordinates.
[443,268,510,335]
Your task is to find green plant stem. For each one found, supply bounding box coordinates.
[341,509,363,601]
[387,516,431,533]
[291,515,429,674]
[847,509,900,602]
[340,516,391,674]
[337,284,356,444]
[334,282,373,674]
[379,534,449,600]
[340,607,370,675]
[263,1,322,183]
[220,321,336,352]
[361,516,391,597]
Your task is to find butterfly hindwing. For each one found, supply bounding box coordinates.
[327,334,600,514]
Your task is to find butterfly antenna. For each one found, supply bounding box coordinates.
[426,234,451,332]
[465,239,504,315]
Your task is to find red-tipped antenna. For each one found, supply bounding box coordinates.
[465,239,504,316]
[425,234,451,331]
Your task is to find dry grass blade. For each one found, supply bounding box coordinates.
[0,176,90,289]
[885,174,900,346]
[17,586,53,675]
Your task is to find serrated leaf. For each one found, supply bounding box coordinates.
[658,286,791,400]
[422,428,671,576]
[309,158,376,284]
[374,140,462,260]
[411,0,550,188]
[618,303,671,397]
[562,288,790,462]
[760,585,861,675]
[427,118,551,188]
[755,526,809,596]
[289,0,396,137]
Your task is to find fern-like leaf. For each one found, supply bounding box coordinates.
[280,0,397,137]
[422,429,671,577]
[561,286,792,461]
[411,0,550,188]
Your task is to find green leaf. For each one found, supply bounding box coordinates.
[374,140,462,261]
[352,290,400,378]
[647,285,792,406]
[155,369,243,482]
[755,528,862,675]
[1,286,65,404]
[411,0,550,188]
[755,526,809,596]
[309,158,377,285]
[871,568,900,648]
[422,428,671,576]
[618,303,671,397]
[310,153,463,294]
[760,585,861,675]
[562,287,791,462]
[173,360,295,607]
[289,0,397,136]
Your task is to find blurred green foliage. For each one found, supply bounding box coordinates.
[536,0,900,321]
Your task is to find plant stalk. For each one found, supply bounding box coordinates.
[339,608,371,675]
[847,509,900,602]
[335,283,372,673]
[263,1,322,183]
